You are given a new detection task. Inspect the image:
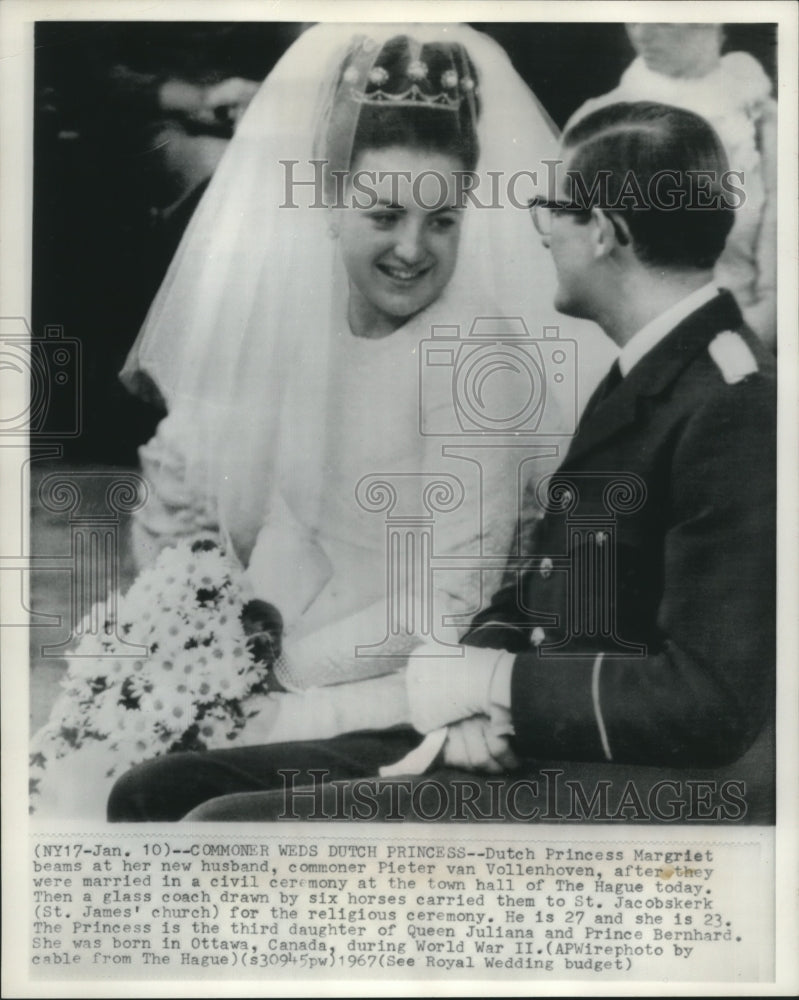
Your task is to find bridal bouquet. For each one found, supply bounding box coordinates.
[30,537,281,817]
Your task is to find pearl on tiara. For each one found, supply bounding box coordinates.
[368,66,389,85]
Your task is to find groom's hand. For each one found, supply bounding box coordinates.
[442,711,520,774]
[406,642,515,733]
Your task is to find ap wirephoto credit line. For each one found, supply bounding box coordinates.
[2,1,797,997]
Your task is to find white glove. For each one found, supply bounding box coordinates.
[442,711,520,774]
[405,641,514,734]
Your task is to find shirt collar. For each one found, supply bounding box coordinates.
[618,282,720,377]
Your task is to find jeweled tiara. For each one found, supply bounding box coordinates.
[343,61,477,110]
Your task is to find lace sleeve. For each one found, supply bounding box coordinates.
[244,492,334,634]
[130,413,220,570]
[274,599,414,690]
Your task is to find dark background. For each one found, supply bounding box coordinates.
[33,21,778,464]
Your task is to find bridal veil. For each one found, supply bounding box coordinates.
[121,23,611,574]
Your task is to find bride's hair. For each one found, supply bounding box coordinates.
[325,34,481,179]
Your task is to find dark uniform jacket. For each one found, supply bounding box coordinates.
[464,290,776,768]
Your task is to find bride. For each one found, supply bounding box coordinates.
[117,26,610,747]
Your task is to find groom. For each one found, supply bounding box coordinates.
[108,102,776,821]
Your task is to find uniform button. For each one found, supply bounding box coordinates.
[531,626,546,646]
[539,557,553,579]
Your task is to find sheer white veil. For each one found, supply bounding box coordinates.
[121,23,611,564]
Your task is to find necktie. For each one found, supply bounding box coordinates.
[597,359,623,402]
[580,359,623,425]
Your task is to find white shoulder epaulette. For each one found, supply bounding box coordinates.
[707,331,759,384]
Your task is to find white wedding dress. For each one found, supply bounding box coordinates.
[134,294,555,743]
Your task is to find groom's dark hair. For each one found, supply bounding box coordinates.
[562,101,736,271]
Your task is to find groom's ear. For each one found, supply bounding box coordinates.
[589,207,631,260]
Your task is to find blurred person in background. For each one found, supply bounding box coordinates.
[33,23,303,461]
[566,23,777,349]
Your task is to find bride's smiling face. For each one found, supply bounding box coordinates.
[338,147,466,338]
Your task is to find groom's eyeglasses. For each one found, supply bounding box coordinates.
[528,196,630,245]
